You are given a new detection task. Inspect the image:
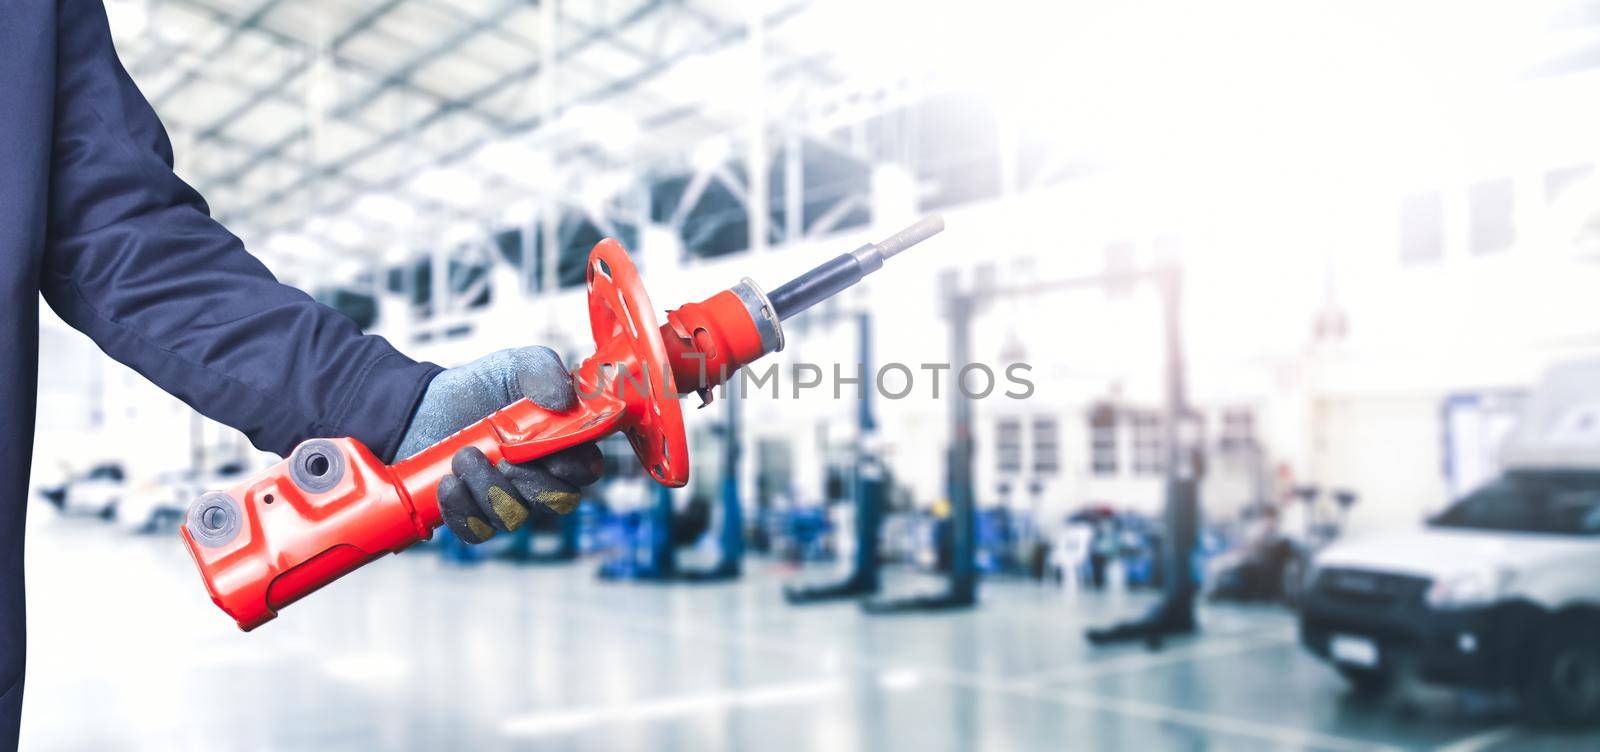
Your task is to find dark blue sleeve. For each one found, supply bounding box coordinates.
[39,0,441,462]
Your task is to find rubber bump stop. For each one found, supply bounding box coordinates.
[289,438,346,494]
[187,492,242,548]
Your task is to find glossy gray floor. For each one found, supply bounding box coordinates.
[19,516,1600,751]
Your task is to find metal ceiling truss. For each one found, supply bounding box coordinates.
[216,0,685,227]
[255,0,815,288]
[128,0,969,302]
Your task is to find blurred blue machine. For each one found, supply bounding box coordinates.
[785,313,886,603]
[596,380,744,582]
[503,503,582,563]
[862,272,980,613]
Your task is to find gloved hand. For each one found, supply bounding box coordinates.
[397,346,603,543]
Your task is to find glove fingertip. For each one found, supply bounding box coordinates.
[438,475,494,544]
[506,475,580,515]
[516,347,578,413]
[451,445,491,476]
[485,484,530,531]
[464,516,497,542]
[534,488,582,515]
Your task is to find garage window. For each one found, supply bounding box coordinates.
[1033,417,1059,475]
[1089,405,1117,476]
[997,418,1023,474]
[1220,408,1256,451]
[1131,411,1164,476]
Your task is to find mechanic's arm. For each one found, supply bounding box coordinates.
[41,0,435,461]
[40,3,599,537]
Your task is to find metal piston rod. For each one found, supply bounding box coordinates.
[768,215,945,321]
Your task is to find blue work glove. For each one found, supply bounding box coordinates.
[397,346,603,544]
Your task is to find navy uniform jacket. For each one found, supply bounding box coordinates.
[0,3,442,745]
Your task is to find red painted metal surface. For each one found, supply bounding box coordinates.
[659,289,768,395]
[182,239,761,631]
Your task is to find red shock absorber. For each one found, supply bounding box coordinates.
[181,218,939,631]
[180,243,780,631]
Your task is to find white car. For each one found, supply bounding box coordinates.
[1300,471,1600,723]
[114,475,194,534]
[59,463,126,519]
[116,461,254,534]
[1301,360,1600,724]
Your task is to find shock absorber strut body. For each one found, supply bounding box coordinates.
[182,217,942,630]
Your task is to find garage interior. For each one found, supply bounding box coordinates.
[25,0,1600,749]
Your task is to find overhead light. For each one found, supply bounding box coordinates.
[499,198,540,226]
[595,116,641,155]
[581,172,631,213]
[105,0,149,38]
[353,193,417,228]
[692,135,731,172]
[442,222,482,248]
[306,55,337,114]
[155,16,191,45]
[264,232,317,258]
[653,52,749,112]
[562,105,640,155]
[330,258,366,281]
[302,216,366,248]
[327,219,367,247]
[409,167,483,205]
[472,141,553,183]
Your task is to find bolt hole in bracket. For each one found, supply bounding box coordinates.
[289,438,346,493]
[186,491,241,547]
